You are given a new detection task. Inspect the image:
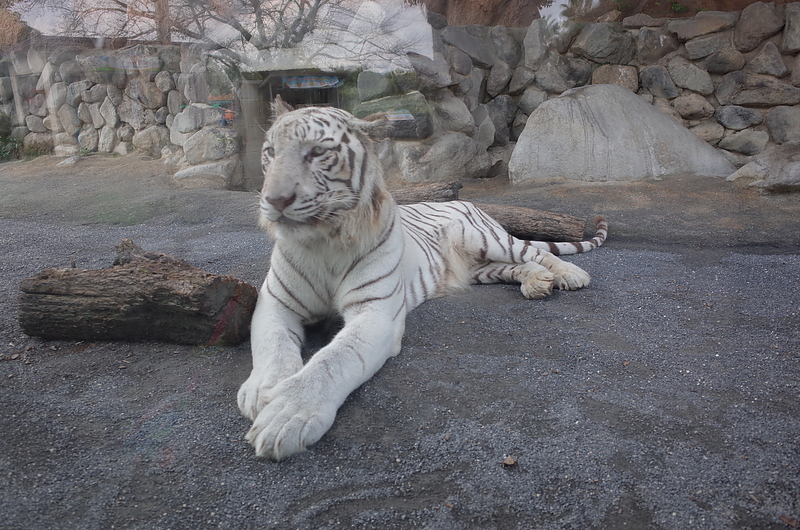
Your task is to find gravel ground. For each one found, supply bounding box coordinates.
[1,155,798,529]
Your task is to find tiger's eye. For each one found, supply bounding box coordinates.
[265,146,275,157]
[309,145,327,157]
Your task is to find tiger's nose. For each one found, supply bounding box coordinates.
[265,193,296,212]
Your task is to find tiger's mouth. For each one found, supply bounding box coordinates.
[277,215,310,226]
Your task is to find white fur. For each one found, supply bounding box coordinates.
[238,104,601,459]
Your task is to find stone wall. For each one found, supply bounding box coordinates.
[1,43,244,189]
[356,2,800,184]
[2,2,799,190]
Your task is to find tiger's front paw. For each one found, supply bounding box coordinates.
[551,262,591,291]
[238,360,302,421]
[245,376,336,460]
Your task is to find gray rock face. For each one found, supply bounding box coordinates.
[127,77,167,110]
[667,11,737,40]
[685,33,731,60]
[572,23,636,65]
[441,27,494,69]
[672,93,715,120]
[508,84,734,183]
[766,106,800,144]
[730,141,800,192]
[715,105,764,130]
[623,13,665,28]
[25,115,47,133]
[640,65,679,99]
[733,2,785,52]
[668,56,714,95]
[57,104,82,135]
[117,124,135,142]
[718,129,770,155]
[118,97,147,130]
[591,64,638,92]
[490,26,521,67]
[446,46,473,76]
[535,56,593,94]
[98,125,118,153]
[390,132,491,182]
[690,120,725,145]
[174,105,204,134]
[132,125,171,157]
[66,80,92,107]
[173,156,240,189]
[716,72,800,106]
[784,3,800,53]
[82,84,107,104]
[487,61,513,97]
[428,89,475,135]
[154,70,175,93]
[748,42,789,77]
[87,103,104,129]
[78,125,99,151]
[167,90,184,116]
[523,19,549,70]
[704,48,745,74]
[100,98,119,128]
[182,127,240,165]
[638,27,680,63]
[518,86,548,115]
[485,95,517,146]
[407,53,453,91]
[508,67,536,95]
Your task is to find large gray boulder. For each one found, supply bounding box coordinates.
[726,142,800,192]
[388,133,491,183]
[508,84,735,183]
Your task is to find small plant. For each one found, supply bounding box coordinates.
[0,135,22,161]
[671,1,690,13]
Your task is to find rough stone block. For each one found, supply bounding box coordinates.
[719,129,770,155]
[766,105,800,143]
[734,2,785,52]
[591,64,639,92]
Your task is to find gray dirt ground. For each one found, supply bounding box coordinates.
[0,154,798,530]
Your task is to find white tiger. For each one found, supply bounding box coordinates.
[237,98,608,460]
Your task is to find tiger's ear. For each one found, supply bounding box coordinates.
[272,95,294,118]
[354,112,390,140]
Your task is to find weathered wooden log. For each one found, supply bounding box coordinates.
[18,240,258,346]
[471,203,586,242]
[390,181,463,204]
[388,182,585,242]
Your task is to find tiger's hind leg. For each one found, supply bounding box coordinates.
[535,252,591,292]
[472,261,556,300]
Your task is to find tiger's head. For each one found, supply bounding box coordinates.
[259,97,390,241]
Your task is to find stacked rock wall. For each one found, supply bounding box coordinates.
[1,43,243,189]
[2,2,798,189]
[356,2,800,183]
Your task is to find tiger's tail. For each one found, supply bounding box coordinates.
[540,215,608,256]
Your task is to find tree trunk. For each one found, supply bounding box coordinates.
[471,203,586,242]
[389,183,586,242]
[18,240,257,346]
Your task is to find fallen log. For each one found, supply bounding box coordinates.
[18,240,257,346]
[389,182,585,242]
[390,181,463,204]
[471,203,585,242]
